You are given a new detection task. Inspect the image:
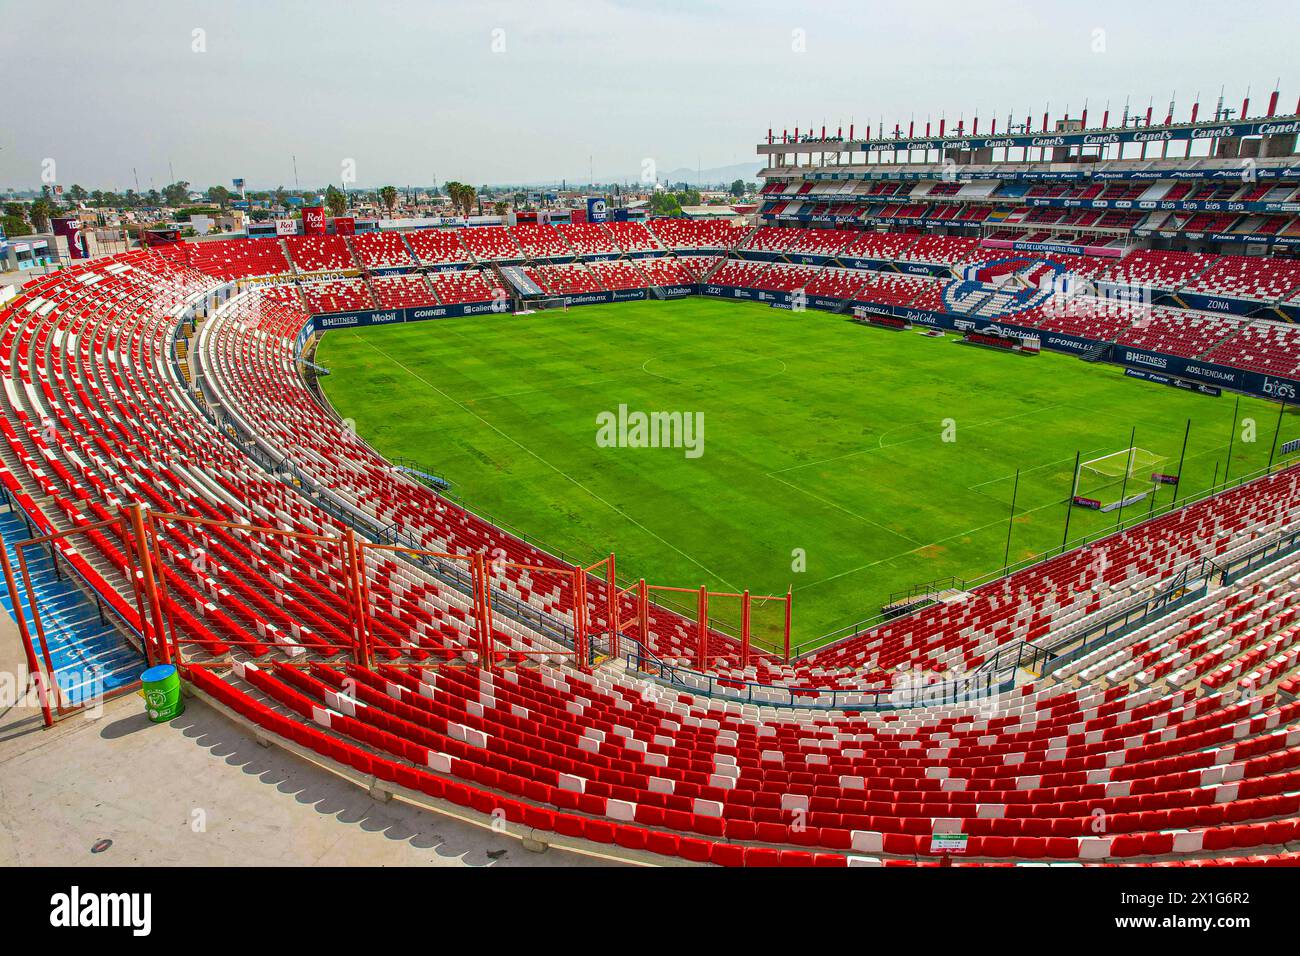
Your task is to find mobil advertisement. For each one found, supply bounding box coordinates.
[305,301,505,333]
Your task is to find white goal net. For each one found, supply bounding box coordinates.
[1074,447,1166,507]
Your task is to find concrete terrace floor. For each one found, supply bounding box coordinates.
[0,615,616,867]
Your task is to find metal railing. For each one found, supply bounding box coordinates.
[627,649,1018,712]
[792,457,1300,661]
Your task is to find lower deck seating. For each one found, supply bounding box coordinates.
[586,259,648,290]
[300,278,375,314]
[527,263,604,295]
[426,269,502,304]
[370,274,441,310]
[1203,322,1300,378]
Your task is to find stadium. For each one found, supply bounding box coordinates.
[1,1,1298,929]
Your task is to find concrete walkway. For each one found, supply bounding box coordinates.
[0,616,614,867]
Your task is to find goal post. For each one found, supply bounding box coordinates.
[1072,446,1166,511]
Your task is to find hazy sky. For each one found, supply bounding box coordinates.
[2,0,1297,191]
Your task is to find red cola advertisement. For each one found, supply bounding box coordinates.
[302,205,327,235]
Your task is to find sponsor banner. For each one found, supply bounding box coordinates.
[297,269,360,283]
[560,291,614,307]
[1136,227,1298,248]
[52,216,88,259]
[369,266,414,278]
[312,308,405,330]
[1125,366,1222,397]
[662,285,695,298]
[304,301,502,332]
[699,285,784,303]
[890,260,951,277]
[235,274,296,291]
[1282,438,1300,455]
[1024,196,1300,215]
[275,218,298,236]
[302,206,327,235]
[786,252,837,266]
[1034,329,1098,355]
[586,197,608,223]
[1176,292,1264,317]
[981,237,1123,259]
[1117,346,1298,401]
[333,217,356,236]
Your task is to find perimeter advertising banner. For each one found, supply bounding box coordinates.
[333,217,356,235]
[302,206,327,235]
[52,216,88,259]
[586,197,608,223]
[275,218,297,236]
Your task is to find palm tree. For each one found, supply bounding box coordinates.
[29,198,52,232]
[378,185,398,219]
[324,185,347,218]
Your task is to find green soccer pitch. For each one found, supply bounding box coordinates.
[317,296,1297,648]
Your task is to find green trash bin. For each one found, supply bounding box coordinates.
[141,664,184,722]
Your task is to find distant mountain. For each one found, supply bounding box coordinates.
[487,162,765,190]
[658,163,765,187]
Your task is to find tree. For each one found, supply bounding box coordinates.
[68,184,89,204]
[29,198,52,232]
[206,185,232,209]
[493,201,508,216]
[649,192,681,217]
[324,184,347,218]
[442,182,476,218]
[162,181,191,206]
[1,214,32,237]
[272,186,288,210]
[729,179,745,198]
[378,185,398,219]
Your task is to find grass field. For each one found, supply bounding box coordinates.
[317,297,1297,648]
